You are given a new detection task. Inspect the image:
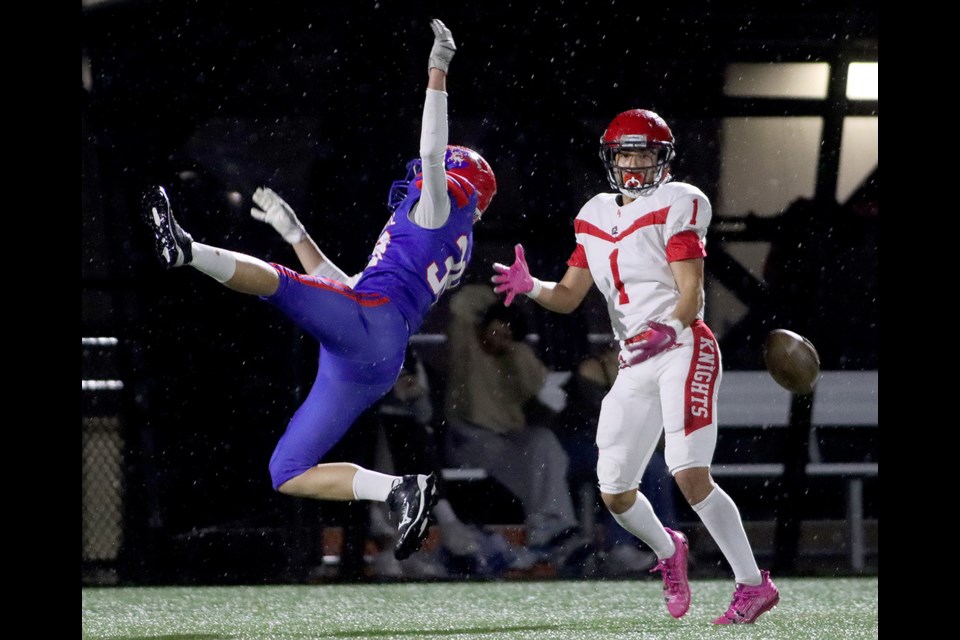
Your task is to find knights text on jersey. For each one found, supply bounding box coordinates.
[569,182,711,340]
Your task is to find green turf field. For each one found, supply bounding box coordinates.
[82,577,878,639]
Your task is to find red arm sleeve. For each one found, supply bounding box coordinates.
[666,230,706,262]
[567,243,589,268]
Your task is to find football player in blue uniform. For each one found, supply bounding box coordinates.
[143,19,496,560]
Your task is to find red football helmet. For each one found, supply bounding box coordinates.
[387,145,497,221]
[445,145,497,220]
[599,109,675,197]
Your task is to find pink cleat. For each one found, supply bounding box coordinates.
[712,570,780,624]
[649,527,690,618]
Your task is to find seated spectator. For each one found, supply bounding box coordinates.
[443,284,587,569]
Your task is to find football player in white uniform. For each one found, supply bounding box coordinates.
[492,109,779,624]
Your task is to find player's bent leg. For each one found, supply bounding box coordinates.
[268,360,397,491]
[268,348,436,559]
[673,466,714,505]
[599,488,689,619]
[141,184,279,295]
[222,253,280,296]
[690,482,765,589]
[600,488,638,514]
[276,462,360,500]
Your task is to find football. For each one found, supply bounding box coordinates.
[763,329,821,394]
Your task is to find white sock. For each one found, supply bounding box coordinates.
[692,486,762,585]
[612,490,675,559]
[191,243,237,283]
[433,498,459,526]
[351,466,401,502]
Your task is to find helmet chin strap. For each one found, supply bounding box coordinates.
[619,185,659,198]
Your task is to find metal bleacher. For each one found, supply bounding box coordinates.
[442,369,878,571]
[710,370,878,571]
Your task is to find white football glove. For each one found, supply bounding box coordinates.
[251,187,306,244]
[428,19,456,73]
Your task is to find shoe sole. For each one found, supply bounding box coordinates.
[394,474,438,560]
[142,186,179,268]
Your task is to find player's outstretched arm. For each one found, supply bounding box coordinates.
[414,19,456,230]
[492,244,593,312]
[251,187,355,283]
[251,186,306,245]
[428,18,456,76]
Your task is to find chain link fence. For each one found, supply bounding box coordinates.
[82,338,125,584]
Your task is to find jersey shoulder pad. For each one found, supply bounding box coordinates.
[662,181,709,204]
[577,192,617,219]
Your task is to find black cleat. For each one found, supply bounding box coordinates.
[142,185,193,268]
[387,473,438,560]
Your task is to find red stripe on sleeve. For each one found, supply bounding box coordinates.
[567,243,589,268]
[666,230,706,262]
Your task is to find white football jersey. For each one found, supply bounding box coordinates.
[569,181,711,341]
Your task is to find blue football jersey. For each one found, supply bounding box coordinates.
[353,175,476,334]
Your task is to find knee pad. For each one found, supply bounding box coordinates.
[597,454,624,492]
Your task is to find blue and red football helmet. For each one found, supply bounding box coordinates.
[388,145,497,220]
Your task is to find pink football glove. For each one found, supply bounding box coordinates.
[491,244,534,307]
[622,320,680,366]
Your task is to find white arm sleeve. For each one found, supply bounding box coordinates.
[309,252,361,288]
[411,88,451,230]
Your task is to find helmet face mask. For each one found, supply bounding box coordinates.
[387,145,497,221]
[387,158,423,213]
[599,109,675,198]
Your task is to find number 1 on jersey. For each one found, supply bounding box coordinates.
[609,248,629,305]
